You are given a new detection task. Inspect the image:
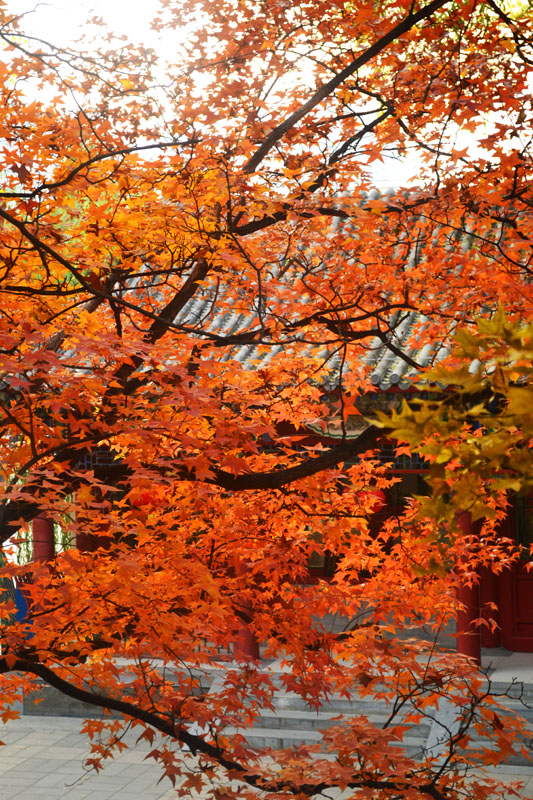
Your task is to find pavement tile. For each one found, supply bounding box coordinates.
[0,790,27,800]
[78,779,140,791]
[45,747,89,760]
[33,772,82,789]
[19,790,75,800]
[108,762,156,779]
[0,731,30,745]
[51,793,90,800]
[0,776,40,786]
[58,795,93,800]
[3,743,50,757]
[52,735,92,748]
[86,760,137,777]
[9,756,57,772]
[43,761,94,775]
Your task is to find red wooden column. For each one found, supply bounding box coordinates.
[455,511,481,664]
[234,612,260,661]
[233,561,260,662]
[479,566,501,648]
[32,515,55,562]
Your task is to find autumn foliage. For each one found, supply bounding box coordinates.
[0,0,532,796]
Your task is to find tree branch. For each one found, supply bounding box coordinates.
[243,0,451,174]
[0,426,381,543]
[0,140,198,200]
[2,656,449,799]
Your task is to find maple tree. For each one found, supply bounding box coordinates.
[0,0,532,797]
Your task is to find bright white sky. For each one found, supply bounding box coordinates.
[8,0,531,188]
[5,0,422,187]
[10,0,160,47]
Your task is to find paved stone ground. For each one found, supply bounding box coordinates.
[0,715,181,799]
[0,714,532,799]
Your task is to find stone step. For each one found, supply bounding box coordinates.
[251,708,345,730]
[23,683,122,718]
[224,725,322,750]
[488,682,533,704]
[251,707,393,731]
[224,724,428,755]
[271,692,395,715]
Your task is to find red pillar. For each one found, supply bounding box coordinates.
[32,515,55,562]
[233,561,260,662]
[234,614,260,662]
[455,512,481,664]
[480,566,501,648]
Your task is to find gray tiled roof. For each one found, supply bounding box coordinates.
[173,300,449,391]
[364,316,450,390]
[169,191,467,390]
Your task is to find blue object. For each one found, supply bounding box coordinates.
[14,584,28,622]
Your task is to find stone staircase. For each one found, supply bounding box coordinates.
[21,663,533,767]
[214,663,435,758]
[223,693,431,756]
[215,666,533,766]
[462,680,533,767]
